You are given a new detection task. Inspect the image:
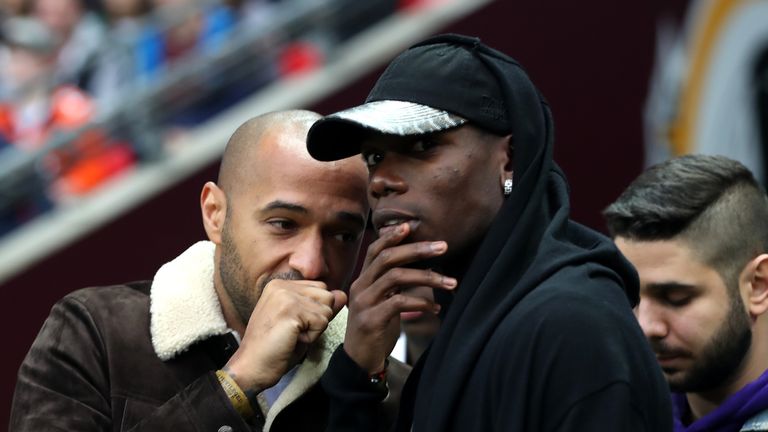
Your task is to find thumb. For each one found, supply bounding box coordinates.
[330,290,348,316]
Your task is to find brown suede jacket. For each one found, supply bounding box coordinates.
[10,242,405,431]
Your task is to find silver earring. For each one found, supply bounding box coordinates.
[503,178,513,196]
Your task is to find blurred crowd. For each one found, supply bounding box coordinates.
[0,0,399,235]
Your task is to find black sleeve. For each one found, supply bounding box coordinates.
[321,345,390,432]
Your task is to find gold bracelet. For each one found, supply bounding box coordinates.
[216,370,255,419]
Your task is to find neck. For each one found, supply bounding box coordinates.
[687,325,768,421]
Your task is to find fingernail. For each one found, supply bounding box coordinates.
[444,277,457,288]
[430,241,447,253]
[433,304,442,314]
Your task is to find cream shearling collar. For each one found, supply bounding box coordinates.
[149,241,347,430]
[150,241,228,360]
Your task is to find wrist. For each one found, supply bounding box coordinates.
[216,369,256,419]
[224,354,269,393]
[367,359,389,393]
[343,344,386,374]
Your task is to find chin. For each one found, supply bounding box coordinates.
[664,373,689,393]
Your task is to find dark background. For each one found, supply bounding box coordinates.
[0,0,689,425]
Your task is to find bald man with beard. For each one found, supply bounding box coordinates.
[10,110,402,431]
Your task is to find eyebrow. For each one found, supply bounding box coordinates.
[644,282,697,293]
[261,200,366,229]
[262,200,308,214]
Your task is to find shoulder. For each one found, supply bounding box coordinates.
[513,278,638,337]
[56,282,152,327]
[491,279,651,376]
[28,282,153,359]
[63,281,151,308]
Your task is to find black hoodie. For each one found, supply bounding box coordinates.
[321,35,672,432]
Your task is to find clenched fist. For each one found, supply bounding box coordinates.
[224,279,347,393]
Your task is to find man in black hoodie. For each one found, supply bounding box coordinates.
[307,34,672,431]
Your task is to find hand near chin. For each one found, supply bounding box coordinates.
[344,223,457,373]
[224,279,347,393]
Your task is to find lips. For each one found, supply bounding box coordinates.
[654,350,689,368]
[656,354,680,362]
[372,209,418,233]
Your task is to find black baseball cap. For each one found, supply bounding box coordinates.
[307,34,518,161]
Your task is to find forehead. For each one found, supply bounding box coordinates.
[615,237,724,289]
[245,149,368,217]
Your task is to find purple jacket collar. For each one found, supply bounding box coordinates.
[673,368,768,432]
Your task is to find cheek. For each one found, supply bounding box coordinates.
[672,303,727,347]
[234,237,282,290]
[432,166,460,188]
[431,165,487,205]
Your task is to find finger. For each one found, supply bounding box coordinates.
[363,222,411,267]
[293,284,336,308]
[264,280,335,309]
[296,310,331,344]
[374,291,442,322]
[293,293,336,320]
[359,240,449,286]
[265,278,327,291]
[355,267,456,304]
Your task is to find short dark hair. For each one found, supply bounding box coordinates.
[604,154,768,289]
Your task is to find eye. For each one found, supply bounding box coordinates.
[411,138,438,152]
[267,219,297,232]
[664,293,693,308]
[362,151,384,167]
[333,231,360,243]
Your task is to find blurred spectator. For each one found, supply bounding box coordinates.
[0,16,135,200]
[48,129,136,198]
[0,0,400,235]
[30,0,107,92]
[149,0,235,66]
[145,0,283,130]
[88,0,154,112]
[0,17,94,150]
[104,0,152,23]
[0,0,29,18]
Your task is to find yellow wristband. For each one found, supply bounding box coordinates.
[216,370,255,419]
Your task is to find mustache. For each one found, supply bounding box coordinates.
[648,339,690,358]
[258,270,303,290]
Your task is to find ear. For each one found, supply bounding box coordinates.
[200,181,227,245]
[496,134,514,187]
[742,253,768,318]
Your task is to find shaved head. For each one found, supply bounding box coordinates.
[200,109,369,334]
[218,110,322,197]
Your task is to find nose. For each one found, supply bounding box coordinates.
[369,156,408,200]
[635,301,669,340]
[288,231,329,282]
